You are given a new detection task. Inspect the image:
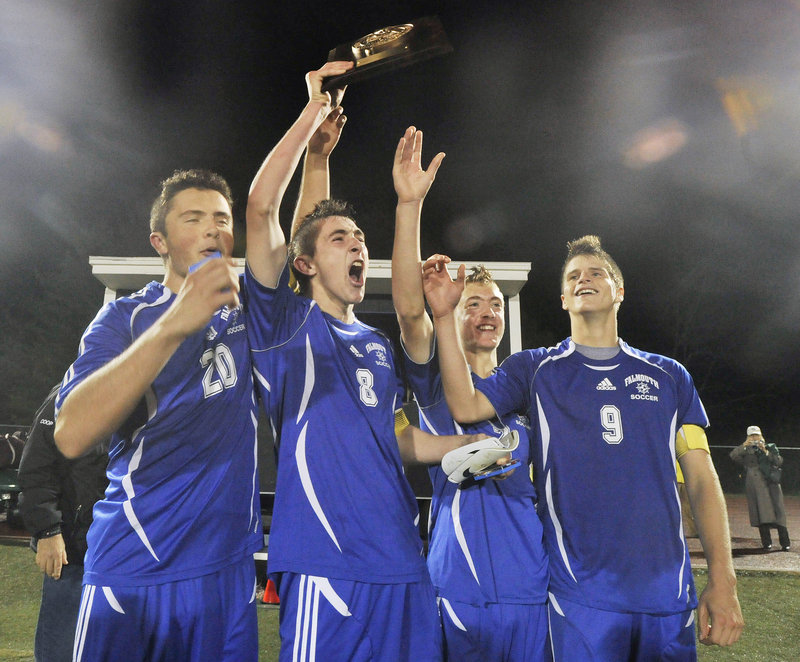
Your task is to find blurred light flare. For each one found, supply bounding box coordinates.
[715,76,774,137]
[622,118,688,169]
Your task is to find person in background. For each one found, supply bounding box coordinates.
[730,425,790,551]
[18,384,108,662]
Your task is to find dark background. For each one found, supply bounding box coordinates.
[3,0,800,461]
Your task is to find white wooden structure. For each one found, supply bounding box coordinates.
[88,257,531,353]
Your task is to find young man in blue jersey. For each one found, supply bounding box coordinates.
[391,127,550,661]
[422,235,744,660]
[242,62,500,662]
[54,169,263,661]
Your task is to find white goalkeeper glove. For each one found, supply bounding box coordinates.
[441,428,519,484]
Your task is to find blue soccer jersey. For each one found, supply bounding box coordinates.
[475,338,708,615]
[56,281,263,587]
[404,348,549,607]
[244,264,428,583]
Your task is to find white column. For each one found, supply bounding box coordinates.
[507,293,523,354]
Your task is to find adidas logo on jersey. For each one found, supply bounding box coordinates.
[596,378,616,390]
[349,345,364,358]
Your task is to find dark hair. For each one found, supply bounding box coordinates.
[560,235,624,289]
[289,199,358,295]
[149,169,234,235]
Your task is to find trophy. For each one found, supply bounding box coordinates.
[321,16,453,92]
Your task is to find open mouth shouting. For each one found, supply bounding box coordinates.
[349,259,365,287]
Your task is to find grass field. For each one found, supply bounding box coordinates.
[1,542,798,661]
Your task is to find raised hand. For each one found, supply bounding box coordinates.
[308,106,347,157]
[422,254,464,318]
[305,61,353,109]
[393,126,445,204]
[166,256,241,338]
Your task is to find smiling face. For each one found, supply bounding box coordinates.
[457,281,505,354]
[560,254,624,315]
[299,215,369,316]
[149,187,234,286]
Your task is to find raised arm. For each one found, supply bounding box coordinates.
[679,447,744,647]
[290,104,348,239]
[55,258,240,457]
[422,256,497,423]
[246,61,353,287]
[391,127,445,363]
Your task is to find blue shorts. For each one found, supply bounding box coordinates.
[547,593,696,662]
[439,597,550,661]
[274,572,442,662]
[73,555,257,662]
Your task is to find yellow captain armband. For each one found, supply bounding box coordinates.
[395,408,411,438]
[675,424,710,459]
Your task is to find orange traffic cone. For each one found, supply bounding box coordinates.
[262,579,280,604]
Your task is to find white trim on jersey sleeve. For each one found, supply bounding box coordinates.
[129,288,172,338]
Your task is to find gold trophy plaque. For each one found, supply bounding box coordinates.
[321,16,453,91]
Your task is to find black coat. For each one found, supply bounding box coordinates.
[17,385,108,565]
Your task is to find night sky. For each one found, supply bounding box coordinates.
[3,0,800,448]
